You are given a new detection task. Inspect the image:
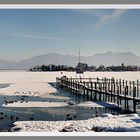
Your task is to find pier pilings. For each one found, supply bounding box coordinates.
[56,76,140,113]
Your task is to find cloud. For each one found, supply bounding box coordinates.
[97,9,127,27]
[74,9,127,27]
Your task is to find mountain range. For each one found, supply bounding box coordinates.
[0,51,140,69]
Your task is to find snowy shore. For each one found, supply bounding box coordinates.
[13,113,140,132]
[0,71,140,132]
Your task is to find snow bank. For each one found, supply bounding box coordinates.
[77,101,103,108]
[2,101,68,108]
[101,114,114,117]
[0,83,57,96]
[95,101,119,108]
[77,101,119,108]
[0,71,64,96]
[13,114,140,132]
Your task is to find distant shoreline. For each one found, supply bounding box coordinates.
[1,70,140,73]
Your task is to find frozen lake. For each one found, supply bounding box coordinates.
[0,70,140,84]
[0,71,139,130]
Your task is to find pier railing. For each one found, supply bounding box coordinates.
[56,76,140,113]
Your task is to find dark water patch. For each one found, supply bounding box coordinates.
[131,118,140,123]
[0,83,11,89]
[0,105,120,123]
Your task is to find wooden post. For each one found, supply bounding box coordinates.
[83,81,86,97]
[105,78,107,101]
[73,80,77,94]
[99,82,102,91]
[111,79,113,102]
[126,80,128,95]
[117,86,119,107]
[114,80,116,94]
[133,81,136,113]
[67,78,69,91]
[94,82,97,101]
[108,78,110,92]
[76,81,78,94]
[69,78,71,92]
[99,83,102,101]
[71,79,76,93]
[116,79,118,93]
[126,99,129,111]
[72,79,74,91]
[123,80,125,95]
[113,95,116,103]
[103,78,105,91]
[80,76,82,83]
[87,83,89,101]
[78,81,80,94]
[137,80,139,97]
[66,78,68,91]
[130,81,132,96]
[73,79,75,94]
[124,86,127,110]
[97,77,99,83]
[66,77,68,87]
[112,79,115,103]
[119,80,122,106]
[119,79,121,94]
[103,92,105,101]
[74,80,76,94]
[90,81,93,101]
[69,77,71,88]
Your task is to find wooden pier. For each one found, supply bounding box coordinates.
[56,76,140,113]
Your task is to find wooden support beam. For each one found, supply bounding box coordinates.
[133,82,136,113]
[124,87,127,110]
[117,86,119,107]
[137,80,139,97]
[94,82,97,101]
[90,81,93,101]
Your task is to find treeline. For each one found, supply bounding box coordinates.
[29,63,140,72]
[94,64,140,71]
[29,64,75,72]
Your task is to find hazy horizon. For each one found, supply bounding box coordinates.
[0,9,140,61]
[0,50,139,62]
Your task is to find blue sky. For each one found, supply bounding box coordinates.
[0,9,140,61]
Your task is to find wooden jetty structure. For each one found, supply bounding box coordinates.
[56,76,140,113]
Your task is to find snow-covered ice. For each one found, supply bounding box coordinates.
[2,101,68,108]
[77,101,119,108]
[13,113,140,132]
[0,71,140,132]
[77,101,103,108]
